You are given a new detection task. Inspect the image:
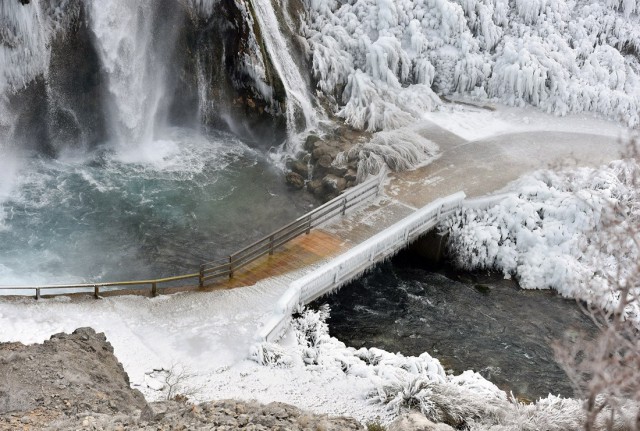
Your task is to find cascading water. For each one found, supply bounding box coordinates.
[0,0,49,147]
[249,0,317,145]
[0,0,49,98]
[87,0,171,151]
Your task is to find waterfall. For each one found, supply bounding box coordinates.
[0,0,50,96]
[248,0,317,144]
[0,0,50,142]
[87,0,173,148]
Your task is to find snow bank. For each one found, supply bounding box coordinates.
[302,0,640,130]
[444,158,640,321]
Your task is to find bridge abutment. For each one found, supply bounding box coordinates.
[408,230,448,265]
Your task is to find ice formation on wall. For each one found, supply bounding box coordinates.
[302,0,640,130]
[443,158,640,322]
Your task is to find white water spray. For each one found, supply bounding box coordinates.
[87,0,168,149]
[0,0,50,144]
[0,0,50,96]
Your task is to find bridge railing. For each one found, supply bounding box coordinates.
[257,191,467,343]
[0,175,383,299]
[199,175,382,283]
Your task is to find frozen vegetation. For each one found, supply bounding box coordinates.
[444,158,640,323]
[255,307,639,430]
[302,0,640,131]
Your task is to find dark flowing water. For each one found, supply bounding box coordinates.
[315,251,598,401]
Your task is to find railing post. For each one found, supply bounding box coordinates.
[35,288,40,300]
[151,282,158,297]
[269,235,274,255]
[229,256,234,279]
[306,215,312,234]
[94,285,100,299]
[199,264,205,288]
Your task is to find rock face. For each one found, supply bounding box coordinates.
[5,0,301,153]
[0,328,147,428]
[286,171,305,189]
[50,399,365,430]
[0,328,365,431]
[295,126,371,202]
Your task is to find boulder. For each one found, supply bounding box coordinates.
[307,179,323,194]
[388,412,455,431]
[322,174,347,193]
[328,165,348,177]
[304,134,322,151]
[344,169,358,183]
[286,172,305,189]
[286,159,309,178]
[317,154,333,170]
[312,143,341,161]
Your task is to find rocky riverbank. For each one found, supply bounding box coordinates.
[285,126,371,202]
[0,328,367,431]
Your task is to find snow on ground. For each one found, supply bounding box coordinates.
[422,100,629,142]
[444,157,640,322]
[302,0,640,131]
[0,267,395,423]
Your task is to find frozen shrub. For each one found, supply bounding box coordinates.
[303,0,640,130]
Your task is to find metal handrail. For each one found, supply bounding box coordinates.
[0,175,383,299]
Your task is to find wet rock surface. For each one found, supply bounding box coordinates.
[0,328,365,431]
[286,126,370,202]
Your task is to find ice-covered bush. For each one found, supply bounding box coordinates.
[302,0,640,130]
[441,145,640,428]
[444,158,640,321]
[335,128,439,181]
